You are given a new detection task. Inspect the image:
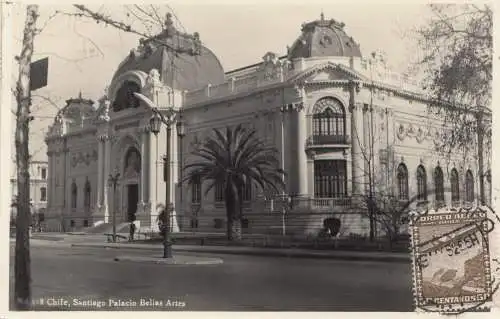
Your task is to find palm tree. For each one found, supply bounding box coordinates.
[183,124,285,241]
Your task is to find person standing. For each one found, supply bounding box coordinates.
[129,221,136,241]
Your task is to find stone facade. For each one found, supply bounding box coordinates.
[44,14,492,236]
[10,160,49,219]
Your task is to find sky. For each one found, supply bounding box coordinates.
[7,1,432,164]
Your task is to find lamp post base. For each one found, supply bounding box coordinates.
[163,241,173,258]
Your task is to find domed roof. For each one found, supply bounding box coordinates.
[57,93,96,123]
[112,14,225,92]
[288,13,362,59]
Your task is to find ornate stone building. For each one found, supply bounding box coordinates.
[45,14,491,235]
[10,160,49,221]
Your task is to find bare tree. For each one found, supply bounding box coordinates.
[11,4,199,309]
[416,4,492,205]
[14,4,39,310]
[63,5,201,55]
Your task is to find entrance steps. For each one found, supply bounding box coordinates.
[84,222,132,234]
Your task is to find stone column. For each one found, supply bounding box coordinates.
[96,138,104,217]
[350,102,365,197]
[149,132,159,229]
[362,104,371,193]
[140,128,147,205]
[294,102,308,197]
[169,121,179,233]
[62,145,69,231]
[51,152,56,207]
[279,106,289,194]
[47,151,52,209]
[139,126,151,223]
[103,135,112,223]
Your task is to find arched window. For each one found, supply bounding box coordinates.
[71,181,77,209]
[465,170,474,203]
[312,98,345,143]
[40,187,47,202]
[112,81,141,112]
[84,179,91,210]
[450,168,460,203]
[434,166,444,203]
[191,175,201,204]
[124,147,141,178]
[397,163,409,200]
[416,165,427,201]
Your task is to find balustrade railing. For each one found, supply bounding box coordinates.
[306,134,350,146]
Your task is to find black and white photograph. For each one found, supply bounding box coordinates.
[1,0,497,314]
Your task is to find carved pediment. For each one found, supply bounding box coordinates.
[289,62,366,84]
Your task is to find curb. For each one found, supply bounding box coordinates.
[71,243,411,263]
[113,255,224,265]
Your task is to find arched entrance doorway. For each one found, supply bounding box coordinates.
[122,147,141,222]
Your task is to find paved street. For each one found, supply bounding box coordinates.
[10,241,413,311]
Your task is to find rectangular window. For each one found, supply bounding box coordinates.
[214,181,224,202]
[41,168,47,180]
[242,181,252,201]
[40,187,47,202]
[314,160,347,198]
[191,175,201,204]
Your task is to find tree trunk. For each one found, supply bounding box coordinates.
[476,113,486,206]
[229,218,242,241]
[368,198,375,242]
[14,4,39,310]
[224,184,240,241]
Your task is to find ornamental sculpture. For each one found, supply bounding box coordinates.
[396,122,441,144]
[143,68,164,101]
[258,52,292,82]
[71,150,98,168]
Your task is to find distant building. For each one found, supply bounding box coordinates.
[44,13,492,235]
[10,160,49,219]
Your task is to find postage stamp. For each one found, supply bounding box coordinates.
[410,207,493,313]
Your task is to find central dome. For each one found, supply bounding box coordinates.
[112,14,225,92]
[288,13,362,59]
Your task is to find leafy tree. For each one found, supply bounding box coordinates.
[416,4,492,205]
[184,125,285,241]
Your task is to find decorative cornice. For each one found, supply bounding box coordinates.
[363,81,428,104]
[303,79,350,89]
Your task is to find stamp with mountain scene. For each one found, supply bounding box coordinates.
[410,208,493,313]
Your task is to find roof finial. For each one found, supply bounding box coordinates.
[320,11,324,21]
[165,13,174,28]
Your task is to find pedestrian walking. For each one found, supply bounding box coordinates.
[129,221,136,241]
[156,204,167,238]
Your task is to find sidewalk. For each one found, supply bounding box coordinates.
[71,241,410,263]
[29,232,411,263]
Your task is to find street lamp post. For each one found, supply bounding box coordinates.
[134,92,184,258]
[176,120,186,231]
[107,172,120,243]
[149,107,176,259]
